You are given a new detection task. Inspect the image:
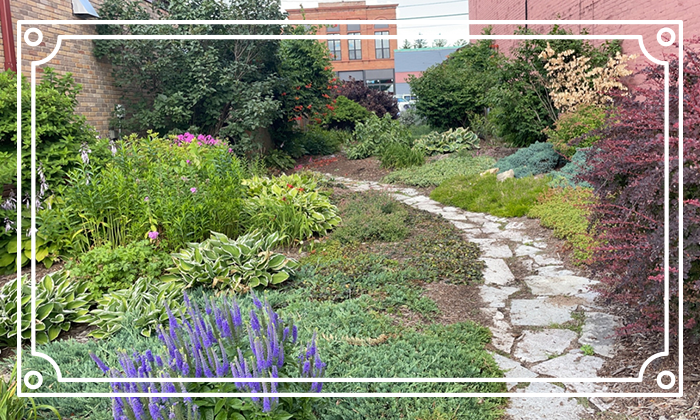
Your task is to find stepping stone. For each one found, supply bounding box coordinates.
[470,238,496,245]
[491,319,515,353]
[481,243,513,258]
[490,353,538,390]
[451,221,478,230]
[530,351,604,378]
[482,222,504,234]
[481,258,515,285]
[398,188,419,197]
[508,383,588,420]
[524,275,594,296]
[536,266,575,277]
[510,298,576,326]
[505,221,526,230]
[485,214,508,223]
[479,285,519,308]
[440,211,468,221]
[533,254,564,266]
[514,330,578,363]
[515,245,541,257]
[403,196,430,205]
[579,312,619,358]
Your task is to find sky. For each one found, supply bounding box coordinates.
[279,0,470,47]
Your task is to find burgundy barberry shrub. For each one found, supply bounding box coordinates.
[334,79,399,119]
[581,39,700,338]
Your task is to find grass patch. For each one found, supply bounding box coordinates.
[527,187,597,265]
[431,173,550,218]
[332,191,410,244]
[383,155,495,188]
[380,143,425,169]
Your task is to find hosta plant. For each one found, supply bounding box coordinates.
[87,277,186,339]
[0,270,91,347]
[242,174,341,243]
[168,231,299,291]
[412,127,480,156]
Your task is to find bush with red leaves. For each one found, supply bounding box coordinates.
[334,79,399,119]
[581,39,700,338]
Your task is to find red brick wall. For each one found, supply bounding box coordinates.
[0,0,154,136]
[469,0,696,67]
[286,1,398,72]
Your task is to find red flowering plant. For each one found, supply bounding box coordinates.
[580,38,700,338]
[277,24,338,129]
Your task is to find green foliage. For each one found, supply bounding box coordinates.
[324,95,372,130]
[383,155,495,187]
[94,0,284,148]
[241,173,341,243]
[87,276,186,339]
[580,344,595,356]
[408,37,498,130]
[0,68,96,189]
[412,127,480,156]
[528,187,597,264]
[0,212,62,275]
[332,192,410,243]
[399,108,427,129]
[346,113,411,160]
[65,240,172,301]
[0,271,91,347]
[548,148,592,188]
[431,173,550,218]
[59,132,245,253]
[0,363,62,420]
[263,148,296,171]
[495,142,564,178]
[168,230,298,290]
[545,105,608,157]
[380,143,425,169]
[282,126,346,159]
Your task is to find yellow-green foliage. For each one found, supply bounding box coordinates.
[431,173,549,218]
[528,187,597,264]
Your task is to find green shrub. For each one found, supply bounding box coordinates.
[283,126,346,159]
[0,271,91,347]
[346,113,411,160]
[383,155,495,187]
[264,148,296,170]
[495,142,564,178]
[399,108,427,129]
[241,173,341,243]
[545,105,608,158]
[60,132,245,253]
[332,192,410,243]
[431,173,550,217]
[87,276,186,339]
[0,68,96,189]
[167,231,298,291]
[548,148,592,188]
[380,143,425,169]
[412,127,480,156]
[324,95,372,130]
[528,187,597,264]
[65,240,172,301]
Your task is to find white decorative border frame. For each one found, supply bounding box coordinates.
[15,19,684,399]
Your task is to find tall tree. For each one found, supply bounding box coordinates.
[401,39,413,49]
[413,39,427,49]
[432,39,447,48]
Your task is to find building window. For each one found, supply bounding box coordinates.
[348,33,362,60]
[328,38,341,61]
[374,23,389,29]
[375,31,390,59]
[326,24,339,33]
[347,23,361,31]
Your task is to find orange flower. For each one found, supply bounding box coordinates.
[305,83,312,88]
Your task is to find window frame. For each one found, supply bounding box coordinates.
[348,32,362,60]
[374,31,390,59]
[328,36,342,61]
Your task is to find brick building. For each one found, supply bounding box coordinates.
[0,0,134,136]
[286,1,399,93]
[469,0,697,62]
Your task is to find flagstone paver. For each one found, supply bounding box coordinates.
[321,174,618,419]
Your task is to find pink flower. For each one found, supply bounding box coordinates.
[148,231,159,240]
[144,196,149,202]
[228,148,233,153]
[186,159,191,164]
[190,187,197,193]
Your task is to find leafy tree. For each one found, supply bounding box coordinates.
[94,0,285,152]
[407,37,498,130]
[401,39,413,49]
[432,39,447,48]
[453,39,468,47]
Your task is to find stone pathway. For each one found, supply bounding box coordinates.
[325,175,619,419]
